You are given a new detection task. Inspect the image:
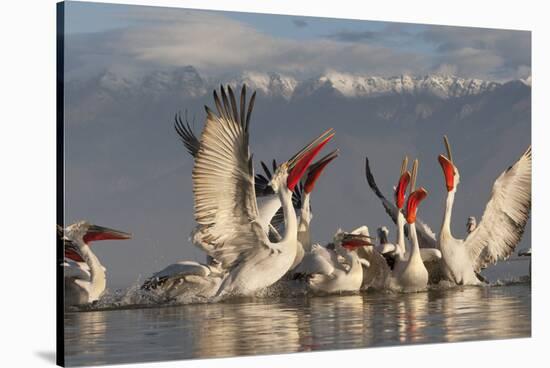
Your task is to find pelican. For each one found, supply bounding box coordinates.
[297,230,372,294]
[192,85,334,298]
[390,160,430,292]
[141,258,224,301]
[437,136,531,285]
[61,221,131,306]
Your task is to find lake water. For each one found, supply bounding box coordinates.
[64,279,531,366]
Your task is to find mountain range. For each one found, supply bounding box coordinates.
[66,65,530,102]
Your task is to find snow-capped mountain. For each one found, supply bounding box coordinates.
[294,71,501,99]
[66,66,529,104]
[226,71,297,100]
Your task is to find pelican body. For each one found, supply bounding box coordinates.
[300,231,372,294]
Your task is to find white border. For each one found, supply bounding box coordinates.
[0,1,546,367]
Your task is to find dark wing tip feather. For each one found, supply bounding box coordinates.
[261,161,272,179]
[227,85,240,124]
[245,91,256,132]
[365,156,387,200]
[174,110,200,157]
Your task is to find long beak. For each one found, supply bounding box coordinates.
[395,171,411,209]
[342,233,374,250]
[438,154,455,192]
[304,149,339,193]
[83,224,132,243]
[287,129,334,170]
[406,187,428,224]
[287,129,335,191]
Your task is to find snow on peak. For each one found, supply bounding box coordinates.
[310,72,500,98]
[227,71,297,100]
[73,67,524,101]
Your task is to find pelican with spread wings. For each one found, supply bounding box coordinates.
[437,136,531,285]
[192,85,335,298]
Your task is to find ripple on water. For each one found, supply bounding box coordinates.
[64,283,530,366]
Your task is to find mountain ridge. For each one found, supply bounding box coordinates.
[67,65,530,101]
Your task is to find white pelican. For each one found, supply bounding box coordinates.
[390,160,430,292]
[61,221,131,306]
[141,258,224,301]
[290,150,339,270]
[192,85,334,298]
[437,136,531,285]
[296,230,372,294]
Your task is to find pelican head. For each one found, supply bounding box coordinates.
[268,129,335,193]
[394,156,411,209]
[64,221,132,246]
[438,135,460,192]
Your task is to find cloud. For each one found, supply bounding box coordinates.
[292,18,308,28]
[421,26,531,80]
[65,10,430,79]
[323,24,530,80]
[65,8,530,81]
[325,24,412,43]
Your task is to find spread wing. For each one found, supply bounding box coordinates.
[174,111,201,157]
[466,146,532,272]
[192,85,270,269]
[365,156,437,249]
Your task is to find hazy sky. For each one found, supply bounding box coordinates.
[62,2,531,288]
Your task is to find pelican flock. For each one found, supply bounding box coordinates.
[60,84,532,306]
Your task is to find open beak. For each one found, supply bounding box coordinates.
[287,129,335,191]
[83,224,132,244]
[395,171,411,209]
[341,233,374,250]
[438,155,455,192]
[406,187,428,224]
[304,149,339,193]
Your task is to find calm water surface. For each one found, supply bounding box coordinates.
[65,283,531,366]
